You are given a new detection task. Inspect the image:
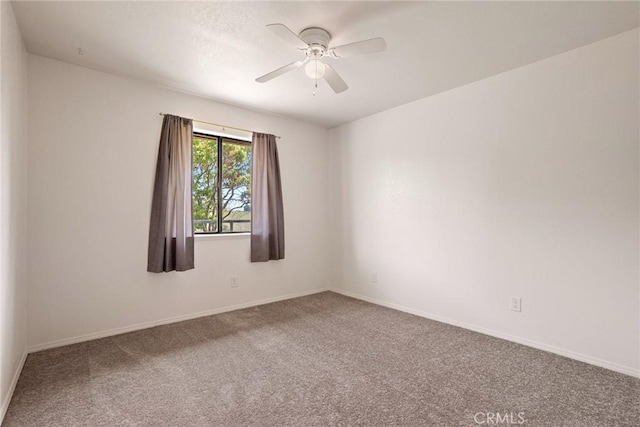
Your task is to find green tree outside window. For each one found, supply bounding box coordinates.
[192,134,251,233]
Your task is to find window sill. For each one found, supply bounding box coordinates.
[195,233,250,241]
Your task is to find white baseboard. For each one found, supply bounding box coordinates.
[28,287,329,353]
[1,350,27,426]
[329,288,640,379]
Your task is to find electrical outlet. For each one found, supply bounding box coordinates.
[231,276,239,288]
[511,297,522,313]
[371,272,378,283]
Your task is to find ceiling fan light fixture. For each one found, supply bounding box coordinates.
[256,23,386,94]
[304,60,326,79]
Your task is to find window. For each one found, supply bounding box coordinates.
[192,133,251,234]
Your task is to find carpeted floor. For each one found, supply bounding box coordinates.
[4,292,639,426]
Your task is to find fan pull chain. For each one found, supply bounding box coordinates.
[313,60,318,96]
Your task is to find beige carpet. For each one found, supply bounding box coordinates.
[4,292,639,426]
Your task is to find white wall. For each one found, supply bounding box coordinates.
[0,0,28,420]
[27,55,331,349]
[330,29,639,376]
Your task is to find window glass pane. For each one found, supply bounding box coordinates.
[192,136,218,233]
[221,139,251,233]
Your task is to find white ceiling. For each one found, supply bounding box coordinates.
[12,1,640,128]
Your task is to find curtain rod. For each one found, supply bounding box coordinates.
[159,113,281,139]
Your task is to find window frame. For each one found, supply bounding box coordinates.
[192,131,252,235]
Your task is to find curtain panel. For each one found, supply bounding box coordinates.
[147,114,195,272]
[251,133,285,262]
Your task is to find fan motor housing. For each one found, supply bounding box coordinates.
[299,27,331,52]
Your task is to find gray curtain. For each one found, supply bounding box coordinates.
[147,115,194,272]
[251,133,285,262]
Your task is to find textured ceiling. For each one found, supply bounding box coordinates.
[12,1,640,127]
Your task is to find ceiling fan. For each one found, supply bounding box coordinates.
[255,24,387,94]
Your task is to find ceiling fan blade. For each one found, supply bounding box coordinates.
[330,37,387,58]
[255,59,307,83]
[266,23,308,50]
[323,64,348,93]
